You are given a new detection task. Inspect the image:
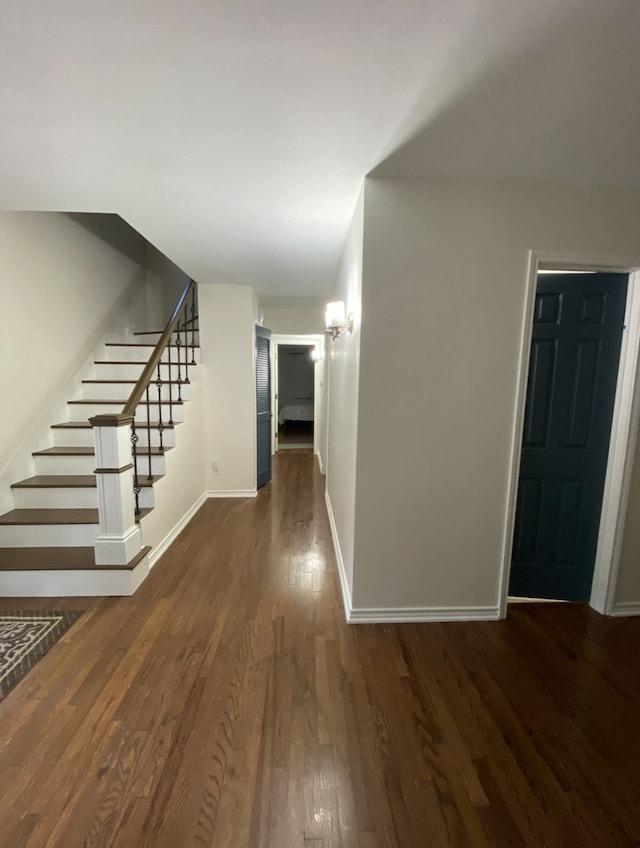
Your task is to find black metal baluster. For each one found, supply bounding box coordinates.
[184,306,190,385]
[190,286,197,364]
[131,421,140,516]
[176,322,183,403]
[145,385,153,480]
[156,362,164,454]
[167,337,173,425]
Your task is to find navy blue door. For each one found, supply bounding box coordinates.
[256,326,272,489]
[510,273,628,601]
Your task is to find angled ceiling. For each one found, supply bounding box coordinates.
[0,0,638,297]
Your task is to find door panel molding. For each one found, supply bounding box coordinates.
[499,251,640,618]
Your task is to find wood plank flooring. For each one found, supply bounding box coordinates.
[1,452,639,847]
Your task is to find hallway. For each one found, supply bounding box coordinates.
[0,453,639,847]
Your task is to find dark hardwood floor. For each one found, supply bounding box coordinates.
[1,453,639,847]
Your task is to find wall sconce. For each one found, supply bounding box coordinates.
[325,301,354,341]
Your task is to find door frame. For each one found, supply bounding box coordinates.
[499,250,640,617]
[270,333,324,456]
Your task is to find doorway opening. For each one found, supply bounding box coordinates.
[277,344,315,449]
[500,253,640,617]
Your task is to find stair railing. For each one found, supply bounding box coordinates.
[122,279,198,515]
[89,280,198,567]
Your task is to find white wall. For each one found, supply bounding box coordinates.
[140,369,206,559]
[263,304,325,335]
[324,188,364,605]
[351,178,640,616]
[0,212,153,512]
[199,283,257,495]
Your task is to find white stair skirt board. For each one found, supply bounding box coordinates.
[206,490,258,498]
[611,602,640,617]
[0,557,151,597]
[0,523,99,547]
[146,492,208,568]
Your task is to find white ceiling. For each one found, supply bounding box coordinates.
[1,0,638,298]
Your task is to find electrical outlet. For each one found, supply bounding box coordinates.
[212,459,221,474]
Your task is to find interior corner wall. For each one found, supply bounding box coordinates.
[0,211,150,513]
[325,187,364,605]
[352,177,640,615]
[198,283,257,494]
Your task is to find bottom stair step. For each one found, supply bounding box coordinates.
[0,546,153,597]
[0,546,150,571]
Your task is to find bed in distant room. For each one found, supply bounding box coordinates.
[278,399,314,426]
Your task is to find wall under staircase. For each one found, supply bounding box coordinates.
[0,335,205,597]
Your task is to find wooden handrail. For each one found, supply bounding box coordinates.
[122,279,196,417]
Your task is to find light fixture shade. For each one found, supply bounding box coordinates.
[325,301,345,329]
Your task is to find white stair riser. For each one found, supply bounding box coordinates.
[34,453,166,476]
[0,557,150,596]
[13,486,155,511]
[81,381,192,402]
[12,487,98,509]
[52,427,176,449]
[67,402,185,422]
[0,523,98,547]
[93,363,198,382]
[104,346,201,364]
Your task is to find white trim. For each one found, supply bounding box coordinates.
[591,270,640,613]
[610,602,640,617]
[270,333,324,457]
[324,489,353,621]
[206,489,258,498]
[499,252,640,619]
[348,606,501,623]
[316,450,325,474]
[147,492,208,568]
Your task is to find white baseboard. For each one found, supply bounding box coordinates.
[148,492,208,568]
[324,490,353,620]
[348,605,501,623]
[316,451,325,474]
[206,489,258,498]
[610,601,640,617]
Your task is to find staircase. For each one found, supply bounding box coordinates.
[0,282,199,597]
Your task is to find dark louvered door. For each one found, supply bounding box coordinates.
[509,273,628,601]
[256,326,272,489]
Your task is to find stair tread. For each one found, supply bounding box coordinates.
[0,508,99,524]
[0,546,151,572]
[33,446,169,456]
[0,507,151,524]
[11,475,156,489]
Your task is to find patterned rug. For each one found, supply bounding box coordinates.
[0,610,83,701]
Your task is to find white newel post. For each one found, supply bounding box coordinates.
[90,414,142,566]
